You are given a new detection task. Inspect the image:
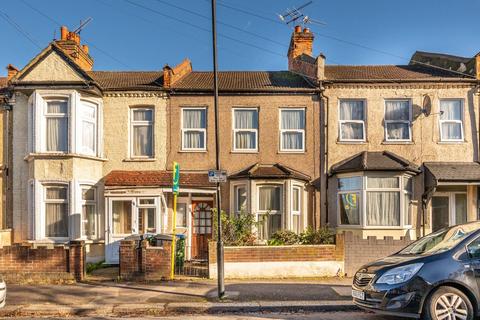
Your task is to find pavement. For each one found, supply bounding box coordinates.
[0,276,358,318]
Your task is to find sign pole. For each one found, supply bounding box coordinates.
[170,162,180,280]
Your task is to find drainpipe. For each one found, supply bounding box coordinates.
[319,83,329,227]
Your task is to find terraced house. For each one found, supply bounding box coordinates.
[0,24,479,268]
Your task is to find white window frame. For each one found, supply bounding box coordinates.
[80,185,97,240]
[44,97,69,153]
[79,100,98,156]
[181,107,207,151]
[291,185,302,233]
[384,99,412,142]
[232,107,258,152]
[279,108,306,152]
[432,191,468,227]
[43,183,69,240]
[337,173,413,229]
[256,184,283,240]
[338,99,366,142]
[439,99,465,142]
[233,183,248,213]
[130,107,155,158]
[137,197,158,234]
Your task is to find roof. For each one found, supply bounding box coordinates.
[324,64,470,81]
[87,71,163,91]
[229,163,311,181]
[424,162,480,183]
[104,170,214,188]
[172,71,316,92]
[330,151,421,175]
[410,51,476,77]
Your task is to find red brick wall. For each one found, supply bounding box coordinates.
[0,241,85,283]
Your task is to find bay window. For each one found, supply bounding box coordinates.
[439,99,464,141]
[385,100,411,141]
[45,99,68,152]
[257,185,282,240]
[339,100,365,141]
[80,101,97,155]
[233,108,258,151]
[131,108,154,158]
[280,108,305,151]
[338,174,413,228]
[44,185,69,238]
[182,108,206,150]
[81,186,97,239]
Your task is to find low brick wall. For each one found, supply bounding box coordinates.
[343,231,413,276]
[208,239,344,279]
[119,239,172,281]
[0,240,85,283]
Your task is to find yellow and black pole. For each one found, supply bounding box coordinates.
[170,161,180,280]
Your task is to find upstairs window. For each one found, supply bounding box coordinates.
[182,108,207,150]
[80,100,97,155]
[45,99,68,152]
[280,109,305,151]
[233,108,258,151]
[339,100,365,141]
[385,100,411,141]
[440,99,464,141]
[131,108,154,158]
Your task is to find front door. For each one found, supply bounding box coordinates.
[191,201,213,260]
[432,192,467,232]
[106,198,134,264]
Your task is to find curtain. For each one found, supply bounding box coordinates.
[259,186,281,211]
[282,132,303,150]
[235,186,247,212]
[258,213,281,240]
[340,101,364,120]
[281,110,304,129]
[112,201,132,234]
[386,123,410,140]
[440,100,462,120]
[133,125,153,156]
[292,188,300,212]
[235,110,257,129]
[176,203,187,227]
[183,109,206,128]
[82,204,95,238]
[184,131,205,149]
[339,193,360,225]
[455,194,467,224]
[441,123,462,140]
[341,123,364,140]
[82,121,95,153]
[236,132,255,149]
[367,191,400,226]
[367,177,399,188]
[385,101,409,120]
[46,203,68,237]
[292,215,301,234]
[338,177,362,191]
[133,109,153,121]
[46,118,68,151]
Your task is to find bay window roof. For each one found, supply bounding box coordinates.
[330,151,421,175]
[229,163,310,181]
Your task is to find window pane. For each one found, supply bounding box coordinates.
[112,200,132,234]
[235,186,247,212]
[366,191,400,226]
[432,196,450,232]
[440,100,462,120]
[46,187,67,199]
[139,207,156,233]
[259,186,281,211]
[403,177,413,192]
[82,204,96,238]
[176,203,187,227]
[46,117,68,151]
[367,177,399,188]
[82,188,95,201]
[46,203,68,237]
[82,120,95,152]
[282,132,303,150]
[235,131,256,149]
[139,198,155,205]
[455,193,467,225]
[234,110,258,129]
[339,193,360,225]
[281,110,305,129]
[338,177,362,191]
[184,131,205,149]
[404,193,412,225]
[386,123,410,140]
[292,187,300,212]
[133,109,153,121]
[133,125,153,156]
[292,215,301,234]
[339,101,364,120]
[47,101,67,114]
[441,123,462,140]
[385,100,409,121]
[81,103,96,119]
[258,213,281,240]
[183,109,206,129]
[340,123,364,140]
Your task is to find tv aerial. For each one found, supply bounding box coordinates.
[278,1,326,27]
[72,17,93,34]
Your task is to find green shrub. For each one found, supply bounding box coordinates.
[213,209,257,246]
[268,230,300,245]
[175,237,185,268]
[86,260,105,274]
[299,226,335,245]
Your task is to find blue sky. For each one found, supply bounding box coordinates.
[0,0,479,76]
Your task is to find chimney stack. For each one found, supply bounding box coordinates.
[55,26,93,71]
[6,64,19,81]
[163,58,192,89]
[288,25,314,65]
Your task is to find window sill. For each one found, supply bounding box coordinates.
[336,140,368,145]
[123,158,156,162]
[231,150,258,154]
[437,141,467,145]
[278,150,306,154]
[25,153,107,162]
[178,150,208,153]
[382,141,414,145]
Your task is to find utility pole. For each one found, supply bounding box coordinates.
[211,0,225,299]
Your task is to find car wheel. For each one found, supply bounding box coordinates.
[424,286,473,320]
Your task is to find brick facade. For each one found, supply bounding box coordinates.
[119,239,172,281]
[0,241,85,283]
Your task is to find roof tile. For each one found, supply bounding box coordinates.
[104,170,214,188]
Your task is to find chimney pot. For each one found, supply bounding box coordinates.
[82,45,89,55]
[294,25,302,33]
[303,27,310,33]
[6,64,19,81]
[60,26,68,40]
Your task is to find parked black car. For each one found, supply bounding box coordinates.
[352,222,480,319]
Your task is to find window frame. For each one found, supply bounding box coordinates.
[44,97,69,153]
[181,107,207,151]
[232,107,259,152]
[256,183,283,241]
[439,99,465,142]
[291,185,302,234]
[137,197,158,234]
[43,183,69,240]
[130,107,155,159]
[80,185,97,240]
[279,108,306,152]
[384,99,412,142]
[233,184,248,214]
[338,99,366,142]
[79,100,98,156]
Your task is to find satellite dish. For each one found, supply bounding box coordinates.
[422,95,432,116]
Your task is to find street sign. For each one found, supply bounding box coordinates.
[172,162,180,195]
[208,169,227,183]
